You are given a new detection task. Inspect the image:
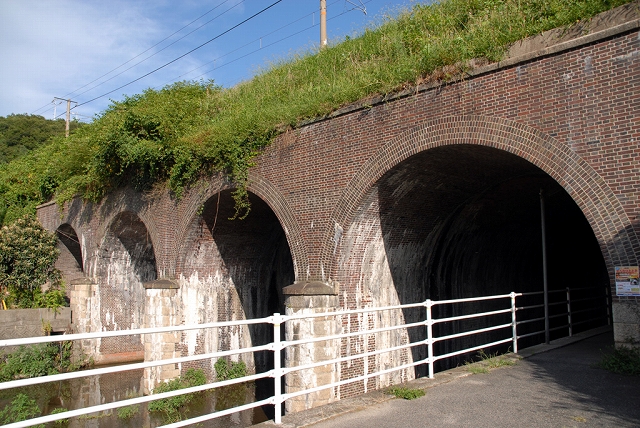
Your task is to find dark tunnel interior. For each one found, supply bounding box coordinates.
[374,144,610,372]
[200,190,294,418]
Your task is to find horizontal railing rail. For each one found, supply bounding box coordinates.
[0,287,610,427]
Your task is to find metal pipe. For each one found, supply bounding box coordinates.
[540,189,550,344]
[566,287,572,336]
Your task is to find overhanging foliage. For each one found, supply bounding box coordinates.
[0,0,633,225]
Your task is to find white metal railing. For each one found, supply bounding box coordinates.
[0,289,606,427]
[515,285,610,341]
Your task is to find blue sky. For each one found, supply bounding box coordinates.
[0,0,427,121]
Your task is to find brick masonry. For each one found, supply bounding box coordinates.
[37,10,640,407]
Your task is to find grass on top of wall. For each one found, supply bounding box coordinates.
[0,0,633,223]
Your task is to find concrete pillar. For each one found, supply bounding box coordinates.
[68,278,97,360]
[283,281,340,413]
[142,280,180,395]
[612,300,640,349]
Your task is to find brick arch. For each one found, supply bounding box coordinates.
[248,171,310,282]
[174,173,309,282]
[321,115,639,281]
[93,202,161,279]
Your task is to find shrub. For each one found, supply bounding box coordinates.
[598,346,640,376]
[214,358,247,381]
[148,368,207,423]
[0,215,64,309]
[117,405,139,420]
[0,393,42,426]
[0,342,88,382]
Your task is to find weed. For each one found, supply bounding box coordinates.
[466,364,490,374]
[78,412,111,420]
[50,407,69,426]
[388,386,425,400]
[597,346,640,376]
[214,358,247,381]
[117,405,139,420]
[41,319,52,335]
[0,341,92,382]
[148,368,207,423]
[465,349,516,374]
[0,393,43,427]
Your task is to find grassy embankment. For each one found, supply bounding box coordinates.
[0,0,633,224]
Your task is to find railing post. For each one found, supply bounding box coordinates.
[426,299,434,379]
[273,313,283,425]
[566,287,572,337]
[510,292,518,354]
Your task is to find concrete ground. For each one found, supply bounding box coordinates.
[257,327,640,428]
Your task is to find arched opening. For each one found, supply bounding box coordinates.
[55,224,84,285]
[97,211,157,357]
[178,190,294,416]
[337,144,609,378]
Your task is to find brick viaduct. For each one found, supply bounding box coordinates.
[38,6,639,411]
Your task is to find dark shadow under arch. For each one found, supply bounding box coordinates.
[55,223,84,285]
[335,143,611,384]
[178,189,294,419]
[96,211,157,355]
[324,116,638,283]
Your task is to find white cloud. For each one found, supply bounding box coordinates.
[0,0,185,117]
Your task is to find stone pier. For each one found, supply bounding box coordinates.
[143,280,181,394]
[284,282,340,412]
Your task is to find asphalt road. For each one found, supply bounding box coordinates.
[266,331,640,428]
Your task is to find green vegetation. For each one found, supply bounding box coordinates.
[148,368,207,423]
[597,346,640,376]
[117,404,139,420]
[0,341,89,382]
[50,407,70,426]
[0,114,83,165]
[0,0,632,223]
[0,215,66,309]
[214,358,247,381]
[465,349,517,374]
[388,386,426,399]
[0,393,43,427]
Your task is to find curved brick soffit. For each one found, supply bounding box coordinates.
[43,200,90,275]
[321,115,639,281]
[92,193,161,278]
[51,195,160,279]
[173,172,309,282]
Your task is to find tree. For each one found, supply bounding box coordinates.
[0,114,83,164]
[0,215,64,309]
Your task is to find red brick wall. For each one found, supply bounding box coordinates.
[37,23,639,390]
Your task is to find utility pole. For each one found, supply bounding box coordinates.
[53,97,77,137]
[320,0,327,49]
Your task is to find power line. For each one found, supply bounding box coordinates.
[157,5,320,87]
[162,0,372,86]
[30,0,235,116]
[75,0,284,109]
[188,0,372,84]
[70,1,243,100]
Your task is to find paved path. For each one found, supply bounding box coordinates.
[260,329,640,428]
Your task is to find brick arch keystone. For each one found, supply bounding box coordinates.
[320,115,639,282]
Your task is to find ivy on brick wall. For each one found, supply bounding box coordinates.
[0,0,633,224]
